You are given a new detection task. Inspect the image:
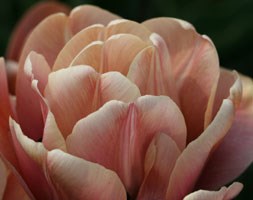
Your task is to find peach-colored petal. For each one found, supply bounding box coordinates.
[0,58,18,167]
[143,18,220,142]
[67,95,186,196]
[105,19,151,41]
[100,34,148,74]
[18,13,69,67]
[71,33,148,75]
[128,33,179,104]
[166,71,241,199]
[24,51,51,94]
[42,111,66,151]
[210,69,242,119]
[53,24,104,71]
[197,73,253,190]
[0,157,31,200]
[70,41,103,71]
[137,133,180,200]
[16,13,69,140]
[183,182,243,200]
[45,65,140,137]
[69,5,120,34]
[46,149,126,200]
[6,1,70,61]
[15,52,50,140]
[166,99,235,200]
[9,119,54,200]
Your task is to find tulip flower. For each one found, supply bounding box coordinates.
[0,2,252,200]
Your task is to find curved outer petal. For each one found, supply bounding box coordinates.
[166,71,242,200]
[53,24,105,70]
[44,65,140,138]
[71,33,148,75]
[183,182,243,200]
[9,119,55,200]
[137,133,180,200]
[197,71,253,189]
[16,13,69,141]
[17,52,51,140]
[42,111,66,152]
[67,95,186,197]
[0,58,18,167]
[68,5,120,34]
[105,19,151,41]
[143,18,220,142]
[5,60,18,94]
[54,19,151,72]
[0,157,31,200]
[6,2,70,61]
[46,149,126,200]
[128,33,179,105]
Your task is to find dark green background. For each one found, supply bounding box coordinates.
[0,0,252,199]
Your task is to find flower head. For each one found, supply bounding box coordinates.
[0,2,252,200]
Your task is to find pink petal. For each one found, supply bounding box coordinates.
[16,13,69,140]
[166,99,235,200]
[100,34,148,74]
[53,24,104,71]
[15,52,50,140]
[71,34,148,74]
[0,157,31,200]
[0,157,8,198]
[68,5,120,34]
[5,60,18,94]
[166,72,242,200]
[9,119,54,200]
[24,51,51,94]
[70,41,104,71]
[137,133,180,200]
[67,95,186,196]
[46,149,126,200]
[183,182,243,200]
[44,65,140,137]
[0,58,18,167]
[6,1,70,61]
[42,111,66,151]
[143,18,220,142]
[105,19,151,41]
[0,58,11,127]
[128,33,179,104]
[197,72,253,189]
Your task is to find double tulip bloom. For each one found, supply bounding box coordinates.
[0,2,252,200]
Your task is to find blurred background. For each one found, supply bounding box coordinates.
[0,0,252,199]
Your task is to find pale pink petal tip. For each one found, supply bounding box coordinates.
[183,182,243,200]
